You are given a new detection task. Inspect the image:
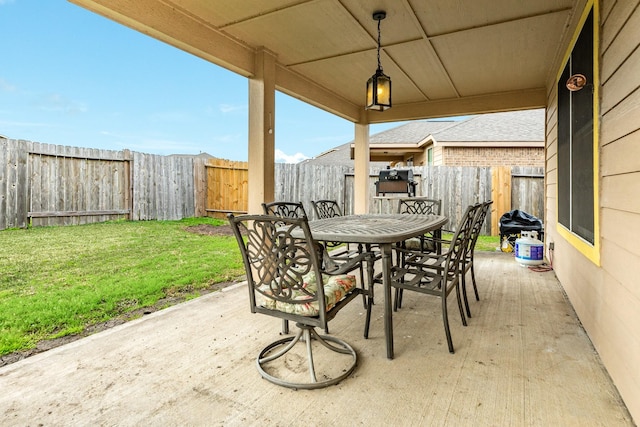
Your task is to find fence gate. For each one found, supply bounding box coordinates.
[204,158,248,218]
[510,166,544,219]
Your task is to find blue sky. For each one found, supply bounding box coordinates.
[0,0,404,162]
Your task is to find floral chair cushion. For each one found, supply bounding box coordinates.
[258,273,356,316]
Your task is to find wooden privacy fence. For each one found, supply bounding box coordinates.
[27,142,131,227]
[2,138,543,235]
[1,139,197,229]
[132,151,195,221]
[279,164,543,236]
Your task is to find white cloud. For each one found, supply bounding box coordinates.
[37,93,88,115]
[147,111,193,123]
[219,103,246,114]
[0,119,49,128]
[211,133,242,143]
[275,149,308,164]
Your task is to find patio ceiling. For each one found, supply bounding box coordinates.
[69,0,579,123]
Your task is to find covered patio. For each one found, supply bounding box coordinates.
[0,252,632,425]
[51,1,640,422]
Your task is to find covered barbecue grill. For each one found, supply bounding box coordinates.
[499,209,544,247]
[375,168,417,197]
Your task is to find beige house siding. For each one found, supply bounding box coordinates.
[441,146,544,167]
[545,0,640,421]
[433,145,444,165]
[413,151,427,166]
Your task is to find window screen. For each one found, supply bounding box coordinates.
[557,9,594,244]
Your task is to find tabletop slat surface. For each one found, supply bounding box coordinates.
[307,214,448,244]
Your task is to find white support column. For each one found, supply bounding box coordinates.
[247,48,276,214]
[353,122,370,214]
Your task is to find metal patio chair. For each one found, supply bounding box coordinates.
[262,201,308,222]
[261,201,309,334]
[397,197,443,252]
[263,201,375,335]
[311,199,380,317]
[310,200,351,253]
[310,199,343,220]
[228,214,368,389]
[397,197,442,215]
[460,200,493,317]
[390,204,480,353]
[394,198,443,308]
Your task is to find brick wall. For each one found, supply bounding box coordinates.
[442,147,544,167]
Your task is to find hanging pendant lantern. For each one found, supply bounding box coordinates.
[366,11,392,111]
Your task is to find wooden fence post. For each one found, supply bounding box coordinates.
[193,157,207,217]
[123,149,133,220]
[0,139,29,230]
[491,166,512,235]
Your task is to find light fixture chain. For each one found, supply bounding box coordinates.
[377,18,382,71]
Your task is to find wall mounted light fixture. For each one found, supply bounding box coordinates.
[566,73,587,91]
[366,11,392,111]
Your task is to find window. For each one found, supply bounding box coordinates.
[427,147,433,165]
[556,3,599,262]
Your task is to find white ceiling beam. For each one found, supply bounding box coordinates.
[275,65,361,122]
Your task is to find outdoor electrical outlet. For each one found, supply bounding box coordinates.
[549,242,554,250]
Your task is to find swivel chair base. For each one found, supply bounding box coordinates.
[257,323,357,390]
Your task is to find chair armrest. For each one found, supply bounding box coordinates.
[321,245,377,276]
[394,246,449,271]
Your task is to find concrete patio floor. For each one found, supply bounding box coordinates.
[0,252,634,426]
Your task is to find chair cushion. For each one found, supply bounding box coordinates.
[258,273,356,316]
[404,237,436,252]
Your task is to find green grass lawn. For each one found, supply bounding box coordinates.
[472,235,501,252]
[0,218,244,357]
[441,233,500,252]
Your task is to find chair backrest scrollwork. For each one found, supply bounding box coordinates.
[228,214,329,326]
[398,198,442,215]
[311,200,343,220]
[262,201,308,226]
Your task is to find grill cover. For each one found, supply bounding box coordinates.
[499,210,544,235]
[378,169,414,182]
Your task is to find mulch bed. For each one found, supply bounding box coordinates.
[183,223,237,236]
